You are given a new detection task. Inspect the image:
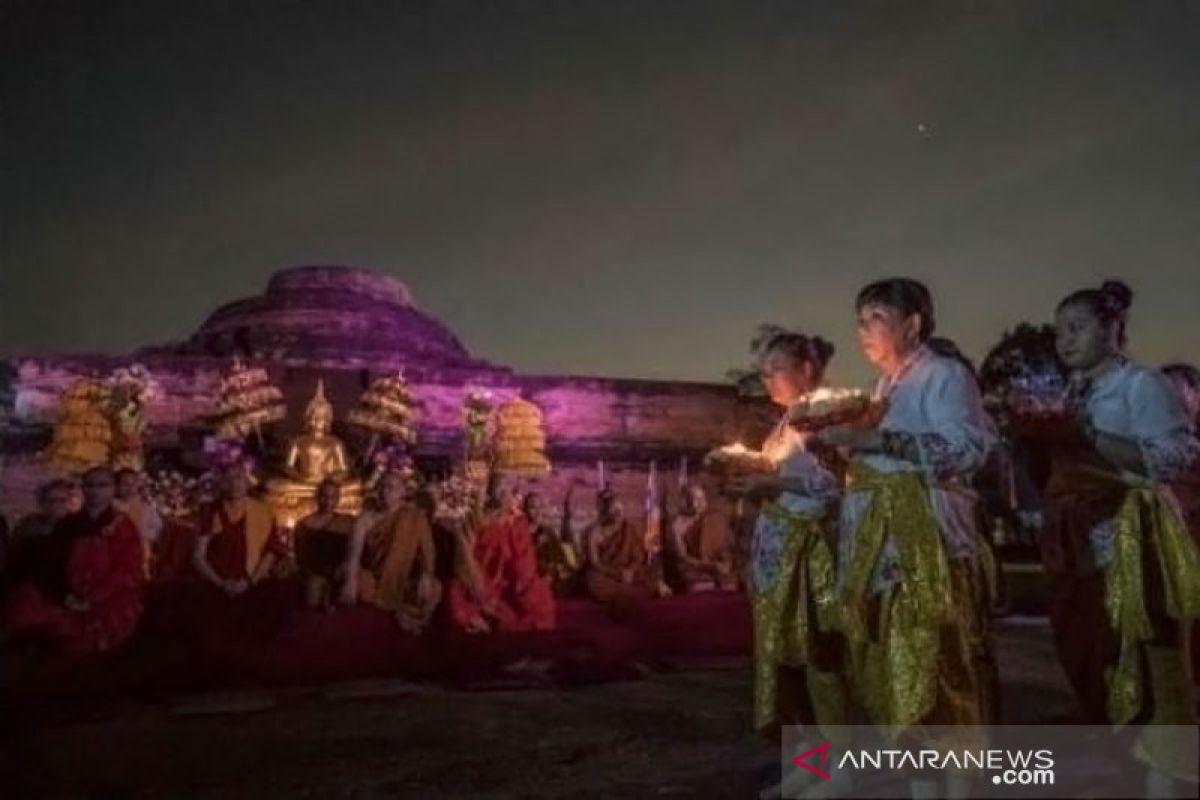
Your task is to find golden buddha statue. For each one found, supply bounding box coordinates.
[267,380,362,521]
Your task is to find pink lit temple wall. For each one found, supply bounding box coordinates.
[0,267,774,516]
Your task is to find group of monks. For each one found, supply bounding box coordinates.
[0,461,745,654]
[1,467,148,654]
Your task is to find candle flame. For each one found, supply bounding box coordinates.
[806,387,863,402]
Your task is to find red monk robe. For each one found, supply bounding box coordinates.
[446,510,556,633]
[179,497,294,641]
[3,507,145,654]
[198,497,287,584]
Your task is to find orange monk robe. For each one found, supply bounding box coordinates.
[583,517,665,605]
[3,508,145,654]
[447,511,556,632]
[667,509,737,593]
[354,505,441,630]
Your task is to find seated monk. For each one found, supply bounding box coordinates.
[583,487,670,607]
[294,478,354,609]
[3,466,145,654]
[187,465,294,639]
[3,478,73,593]
[339,470,441,634]
[415,483,461,591]
[524,489,580,594]
[446,479,557,634]
[115,468,164,576]
[666,483,737,593]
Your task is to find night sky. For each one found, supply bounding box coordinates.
[3,1,1199,387]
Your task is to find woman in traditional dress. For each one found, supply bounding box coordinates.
[728,332,846,799]
[1035,282,1199,791]
[1163,362,1200,705]
[1163,361,1200,535]
[814,278,997,798]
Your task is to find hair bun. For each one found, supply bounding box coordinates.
[1100,280,1133,313]
[811,336,835,365]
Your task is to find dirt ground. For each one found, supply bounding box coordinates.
[1,618,1073,800]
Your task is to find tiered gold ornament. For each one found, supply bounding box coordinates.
[42,379,113,474]
[493,397,551,476]
[462,389,494,491]
[108,365,153,472]
[346,371,419,452]
[209,358,286,445]
[786,387,883,431]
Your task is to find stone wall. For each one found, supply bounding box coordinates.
[0,355,772,516]
[0,266,773,517]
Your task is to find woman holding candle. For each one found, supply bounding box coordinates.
[812,278,997,798]
[726,331,846,798]
[1034,282,1199,790]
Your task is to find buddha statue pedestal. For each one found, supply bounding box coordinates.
[264,379,364,525]
[266,479,363,528]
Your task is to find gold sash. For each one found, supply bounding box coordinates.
[752,504,842,735]
[1102,474,1200,725]
[841,462,955,727]
[758,504,837,660]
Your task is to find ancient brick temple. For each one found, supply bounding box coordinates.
[1,266,772,513]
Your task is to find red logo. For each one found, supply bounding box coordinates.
[791,741,832,780]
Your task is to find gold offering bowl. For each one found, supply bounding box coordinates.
[703,443,772,477]
[787,388,885,431]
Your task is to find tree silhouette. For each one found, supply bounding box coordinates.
[726,323,792,398]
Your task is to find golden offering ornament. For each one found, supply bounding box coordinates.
[702,442,771,476]
[347,371,419,444]
[787,387,884,431]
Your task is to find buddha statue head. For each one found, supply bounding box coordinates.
[304,379,334,437]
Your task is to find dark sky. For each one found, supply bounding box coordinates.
[3,0,1199,386]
